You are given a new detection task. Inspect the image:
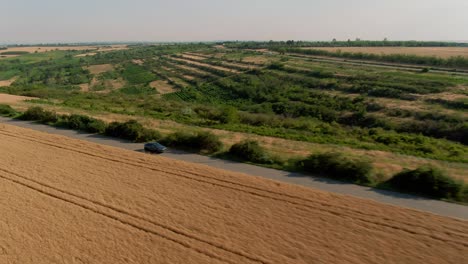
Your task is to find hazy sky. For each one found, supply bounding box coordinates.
[1,0,467,43]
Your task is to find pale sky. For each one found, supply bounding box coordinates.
[1,0,467,44]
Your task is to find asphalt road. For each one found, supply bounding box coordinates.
[1,116,467,220]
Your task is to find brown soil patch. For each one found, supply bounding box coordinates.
[0,93,36,103]
[0,77,17,87]
[132,59,144,65]
[75,52,97,57]
[79,83,90,92]
[85,64,114,75]
[242,56,271,64]
[0,124,467,264]
[150,80,177,94]
[301,47,468,58]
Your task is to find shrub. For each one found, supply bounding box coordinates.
[105,120,161,142]
[60,114,107,133]
[19,106,58,123]
[162,131,223,154]
[229,140,273,164]
[299,152,374,184]
[386,165,464,200]
[0,104,17,117]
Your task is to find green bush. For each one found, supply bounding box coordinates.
[386,166,465,200]
[229,140,273,164]
[60,114,107,133]
[162,131,223,154]
[299,152,374,184]
[0,104,17,117]
[19,106,58,123]
[105,120,161,142]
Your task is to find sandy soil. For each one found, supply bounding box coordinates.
[75,52,97,57]
[132,59,144,65]
[150,80,177,94]
[0,124,466,264]
[0,77,17,87]
[300,47,468,58]
[0,93,36,103]
[85,64,114,75]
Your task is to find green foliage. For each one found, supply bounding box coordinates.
[105,120,162,143]
[299,152,375,184]
[121,64,156,84]
[228,140,273,164]
[386,166,465,200]
[0,51,29,55]
[0,104,17,117]
[19,106,58,123]
[161,131,223,154]
[58,114,107,133]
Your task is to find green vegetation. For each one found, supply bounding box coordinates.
[1,42,466,202]
[299,152,375,185]
[105,120,162,142]
[0,104,18,117]
[228,140,273,164]
[0,51,30,55]
[161,131,223,154]
[386,166,466,201]
[58,114,107,134]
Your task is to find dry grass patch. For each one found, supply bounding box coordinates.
[75,52,97,57]
[149,80,177,94]
[0,93,36,104]
[85,64,114,75]
[242,56,271,64]
[132,59,144,65]
[301,47,468,58]
[0,77,18,87]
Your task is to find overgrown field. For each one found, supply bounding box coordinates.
[1,42,467,200]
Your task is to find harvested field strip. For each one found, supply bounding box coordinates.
[0,168,263,264]
[0,128,466,242]
[164,60,215,77]
[181,54,258,70]
[170,57,239,73]
[1,126,467,263]
[301,47,468,59]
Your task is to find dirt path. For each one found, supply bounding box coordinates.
[0,124,467,263]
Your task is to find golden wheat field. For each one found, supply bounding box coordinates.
[0,124,467,264]
[301,47,468,58]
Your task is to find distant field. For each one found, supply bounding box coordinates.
[300,47,468,58]
[0,45,128,54]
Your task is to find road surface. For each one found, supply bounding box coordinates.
[1,116,467,219]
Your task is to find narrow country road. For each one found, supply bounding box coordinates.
[1,117,467,219]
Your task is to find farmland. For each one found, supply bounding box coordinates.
[300,46,468,58]
[0,124,467,263]
[0,42,467,201]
